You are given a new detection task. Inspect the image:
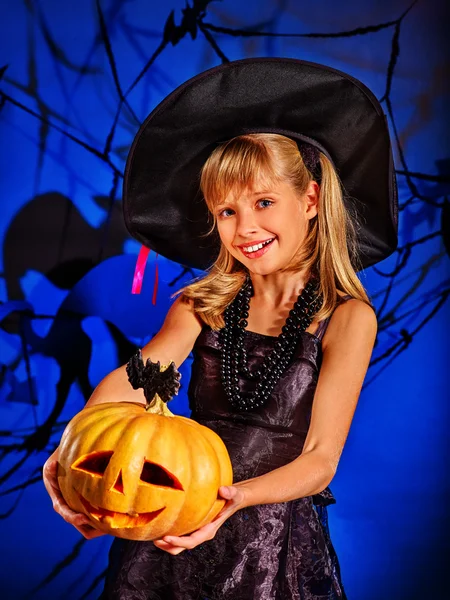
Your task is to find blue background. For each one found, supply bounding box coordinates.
[1,1,449,598]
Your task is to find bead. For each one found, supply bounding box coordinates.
[219,276,322,412]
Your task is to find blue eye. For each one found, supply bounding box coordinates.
[218,208,235,218]
[258,199,273,208]
[217,199,273,218]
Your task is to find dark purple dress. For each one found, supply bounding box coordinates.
[101,308,349,600]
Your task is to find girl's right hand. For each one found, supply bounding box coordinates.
[43,449,106,540]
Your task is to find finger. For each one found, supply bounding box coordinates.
[152,540,185,554]
[211,503,239,523]
[153,538,182,548]
[43,462,67,507]
[43,462,59,492]
[50,486,68,509]
[75,524,106,540]
[81,526,106,539]
[218,485,234,499]
[163,528,216,549]
[72,514,106,539]
[161,535,193,549]
[43,463,103,539]
[72,512,94,528]
[213,500,236,517]
[55,501,93,531]
[219,485,245,503]
[48,479,83,522]
[53,499,81,520]
[43,458,57,474]
[43,461,61,488]
[52,505,105,539]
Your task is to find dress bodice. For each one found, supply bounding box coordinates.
[188,324,330,486]
[189,327,323,435]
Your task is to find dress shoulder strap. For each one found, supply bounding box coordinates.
[315,295,353,341]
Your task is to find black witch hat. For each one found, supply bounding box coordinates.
[123,57,398,271]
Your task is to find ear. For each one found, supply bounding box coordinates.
[304,180,319,220]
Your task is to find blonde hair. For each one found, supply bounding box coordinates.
[173,133,371,330]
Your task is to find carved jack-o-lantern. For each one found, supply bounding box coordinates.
[57,355,233,541]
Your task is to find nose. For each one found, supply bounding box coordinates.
[110,469,125,494]
[235,207,258,239]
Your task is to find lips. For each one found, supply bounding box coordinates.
[239,237,276,259]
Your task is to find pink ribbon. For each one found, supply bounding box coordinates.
[152,254,159,306]
[131,246,159,304]
[131,246,150,294]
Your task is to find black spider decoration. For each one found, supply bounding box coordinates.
[126,349,181,404]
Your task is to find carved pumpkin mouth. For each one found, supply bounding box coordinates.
[78,494,165,529]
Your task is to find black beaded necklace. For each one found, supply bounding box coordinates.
[218,274,323,412]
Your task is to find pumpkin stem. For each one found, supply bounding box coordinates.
[145,392,175,416]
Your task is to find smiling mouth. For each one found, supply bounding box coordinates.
[239,237,276,257]
[78,494,165,529]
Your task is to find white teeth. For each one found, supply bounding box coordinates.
[243,238,274,253]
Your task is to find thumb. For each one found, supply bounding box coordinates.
[219,485,236,499]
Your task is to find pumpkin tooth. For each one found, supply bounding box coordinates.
[77,492,165,528]
[102,507,166,528]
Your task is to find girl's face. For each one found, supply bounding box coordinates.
[214,178,319,275]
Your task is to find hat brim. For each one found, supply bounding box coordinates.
[123,57,398,270]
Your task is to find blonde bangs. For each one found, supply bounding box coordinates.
[200,136,283,212]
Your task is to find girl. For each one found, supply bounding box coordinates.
[43,58,397,599]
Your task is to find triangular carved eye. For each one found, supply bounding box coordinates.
[72,451,113,476]
[140,461,184,490]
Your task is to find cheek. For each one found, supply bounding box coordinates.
[217,222,235,245]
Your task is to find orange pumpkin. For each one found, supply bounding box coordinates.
[57,359,233,541]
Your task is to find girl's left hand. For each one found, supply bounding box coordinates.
[152,484,249,555]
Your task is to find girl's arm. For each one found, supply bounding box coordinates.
[42,295,203,538]
[84,295,203,409]
[155,298,377,555]
[236,298,378,507]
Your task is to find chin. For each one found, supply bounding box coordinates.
[248,264,277,276]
